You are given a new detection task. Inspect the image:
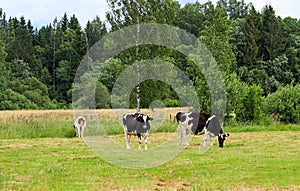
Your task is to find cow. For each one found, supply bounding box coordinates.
[122,113,153,150]
[175,112,229,148]
[74,116,86,138]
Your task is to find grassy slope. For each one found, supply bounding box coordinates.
[0,131,300,190]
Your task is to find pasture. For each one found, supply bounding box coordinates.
[0,109,300,190]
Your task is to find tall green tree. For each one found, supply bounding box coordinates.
[174,2,207,37]
[0,38,8,91]
[200,7,237,75]
[85,16,107,48]
[217,0,249,20]
[34,24,55,88]
[5,16,41,75]
[242,5,261,68]
[55,14,87,102]
[260,5,286,61]
[230,18,245,67]
[106,0,180,31]
[283,17,300,83]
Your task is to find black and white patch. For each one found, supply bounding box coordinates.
[176,112,229,148]
[203,115,230,148]
[122,113,153,150]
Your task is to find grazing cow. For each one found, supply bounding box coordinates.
[175,112,229,147]
[122,113,153,150]
[74,116,86,138]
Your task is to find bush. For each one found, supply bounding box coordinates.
[0,89,38,110]
[264,84,300,123]
[163,99,180,107]
[225,74,249,121]
[243,84,264,122]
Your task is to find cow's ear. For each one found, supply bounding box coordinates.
[226,133,230,137]
[148,116,153,121]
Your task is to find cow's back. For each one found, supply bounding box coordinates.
[123,114,137,132]
[176,112,208,134]
[206,116,222,136]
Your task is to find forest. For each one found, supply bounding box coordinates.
[0,0,299,123]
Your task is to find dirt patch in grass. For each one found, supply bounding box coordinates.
[153,178,190,190]
[0,143,37,150]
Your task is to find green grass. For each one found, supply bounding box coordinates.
[0,131,300,190]
[0,118,300,190]
[1,118,300,139]
[0,119,180,139]
[226,123,300,132]
[0,119,75,139]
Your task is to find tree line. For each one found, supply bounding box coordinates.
[0,0,299,123]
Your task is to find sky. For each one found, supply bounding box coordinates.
[0,0,299,29]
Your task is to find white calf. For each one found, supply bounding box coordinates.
[74,116,86,138]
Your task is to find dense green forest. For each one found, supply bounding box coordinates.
[0,0,299,123]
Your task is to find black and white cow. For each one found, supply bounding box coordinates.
[74,116,86,138]
[175,112,229,147]
[122,113,153,150]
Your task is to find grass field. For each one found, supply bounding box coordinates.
[0,109,300,190]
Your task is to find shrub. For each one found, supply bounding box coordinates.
[264,84,300,123]
[0,89,38,110]
[243,84,264,122]
[163,99,180,107]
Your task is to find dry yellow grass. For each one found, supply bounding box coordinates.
[0,107,189,122]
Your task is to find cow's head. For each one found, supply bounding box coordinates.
[78,117,85,125]
[218,133,230,148]
[135,113,153,123]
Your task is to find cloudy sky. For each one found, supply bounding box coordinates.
[0,0,299,29]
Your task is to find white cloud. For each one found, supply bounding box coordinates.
[199,0,300,18]
[244,0,299,18]
[1,0,108,28]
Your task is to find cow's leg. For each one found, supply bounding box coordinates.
[144,133,148,150]
[81,126,84,138]
[208,134,214,147]
[78,127,81,138]
[128,134,132,149]
[183,127,189,146]
[203,129,209,147]
[75,127,79,137]
[138,134,142,150]
[124,129,130,149]
[178,125,183,145]
[78,126,82,138]
[203,130,215,147]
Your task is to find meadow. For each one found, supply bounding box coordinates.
[0,109,300,190]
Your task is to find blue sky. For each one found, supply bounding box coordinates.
[0,0,299,29]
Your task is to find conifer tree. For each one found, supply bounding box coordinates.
[242,5,261,68]
[260,5,286,61]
